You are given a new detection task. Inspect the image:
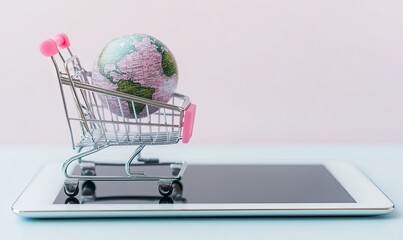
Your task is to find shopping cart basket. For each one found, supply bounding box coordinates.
[39,33,196,197]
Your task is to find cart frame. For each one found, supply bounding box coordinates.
[40,33,196,197]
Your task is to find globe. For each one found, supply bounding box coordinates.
[91,34,178,118]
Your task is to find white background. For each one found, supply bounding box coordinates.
[1,0,403,144]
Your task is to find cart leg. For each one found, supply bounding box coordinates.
[75,146,84,164]
[125,144,146,176]
[62,145,108,179]
[76,147,97,176]
[62,145,107,197]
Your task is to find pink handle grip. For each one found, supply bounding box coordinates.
[52,33,70,49]
[39,33,71,57]
[182,104,196,144]
[39,39,58,57]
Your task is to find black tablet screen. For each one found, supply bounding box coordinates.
[54,164,355,204]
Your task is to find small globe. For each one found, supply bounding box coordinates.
[92,34,178,118]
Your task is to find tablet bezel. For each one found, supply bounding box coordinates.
[12,161,394,218]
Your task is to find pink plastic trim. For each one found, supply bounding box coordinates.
[182,104,196,144]
[39,39,58,57]
[53,33,70,49]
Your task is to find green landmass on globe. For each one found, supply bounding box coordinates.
[91,34,178,118]
[116,80,155,115]
[161,51,177,77]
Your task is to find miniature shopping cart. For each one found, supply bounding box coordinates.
[40,33,196,197]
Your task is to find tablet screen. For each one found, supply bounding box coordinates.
[54,164,355,204]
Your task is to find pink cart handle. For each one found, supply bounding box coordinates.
[39,39,58,57]
[53,33,70,49]
[182,104,196,144]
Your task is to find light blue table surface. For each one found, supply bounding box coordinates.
[2,144,402,239]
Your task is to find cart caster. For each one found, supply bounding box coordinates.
[64,180,79,196]
[159,197,174,204]
[171,168,180,176]
[158,181,173,196]
[170,163,182,176]
[82,181,96,196]
[171,181,183,197]
[80,162,96,176]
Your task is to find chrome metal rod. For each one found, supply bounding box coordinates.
[60,76,189,111]
[125,144,146,176]
[63,145,109,178]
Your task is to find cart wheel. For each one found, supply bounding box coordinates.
[81,168,96,176]
[65,197,79,204]
[80,162,96,176]
[64,181,79,197]
[159,197,174,204]
[81,181,96,196]
[158,181,173,196]
[171,181,183,197]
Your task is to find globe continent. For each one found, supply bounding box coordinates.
[91,34,178,118]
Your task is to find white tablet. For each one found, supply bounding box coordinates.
[12,161,394,218]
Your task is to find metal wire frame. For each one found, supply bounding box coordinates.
[54,57,190,150]
[47,43,190,196]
